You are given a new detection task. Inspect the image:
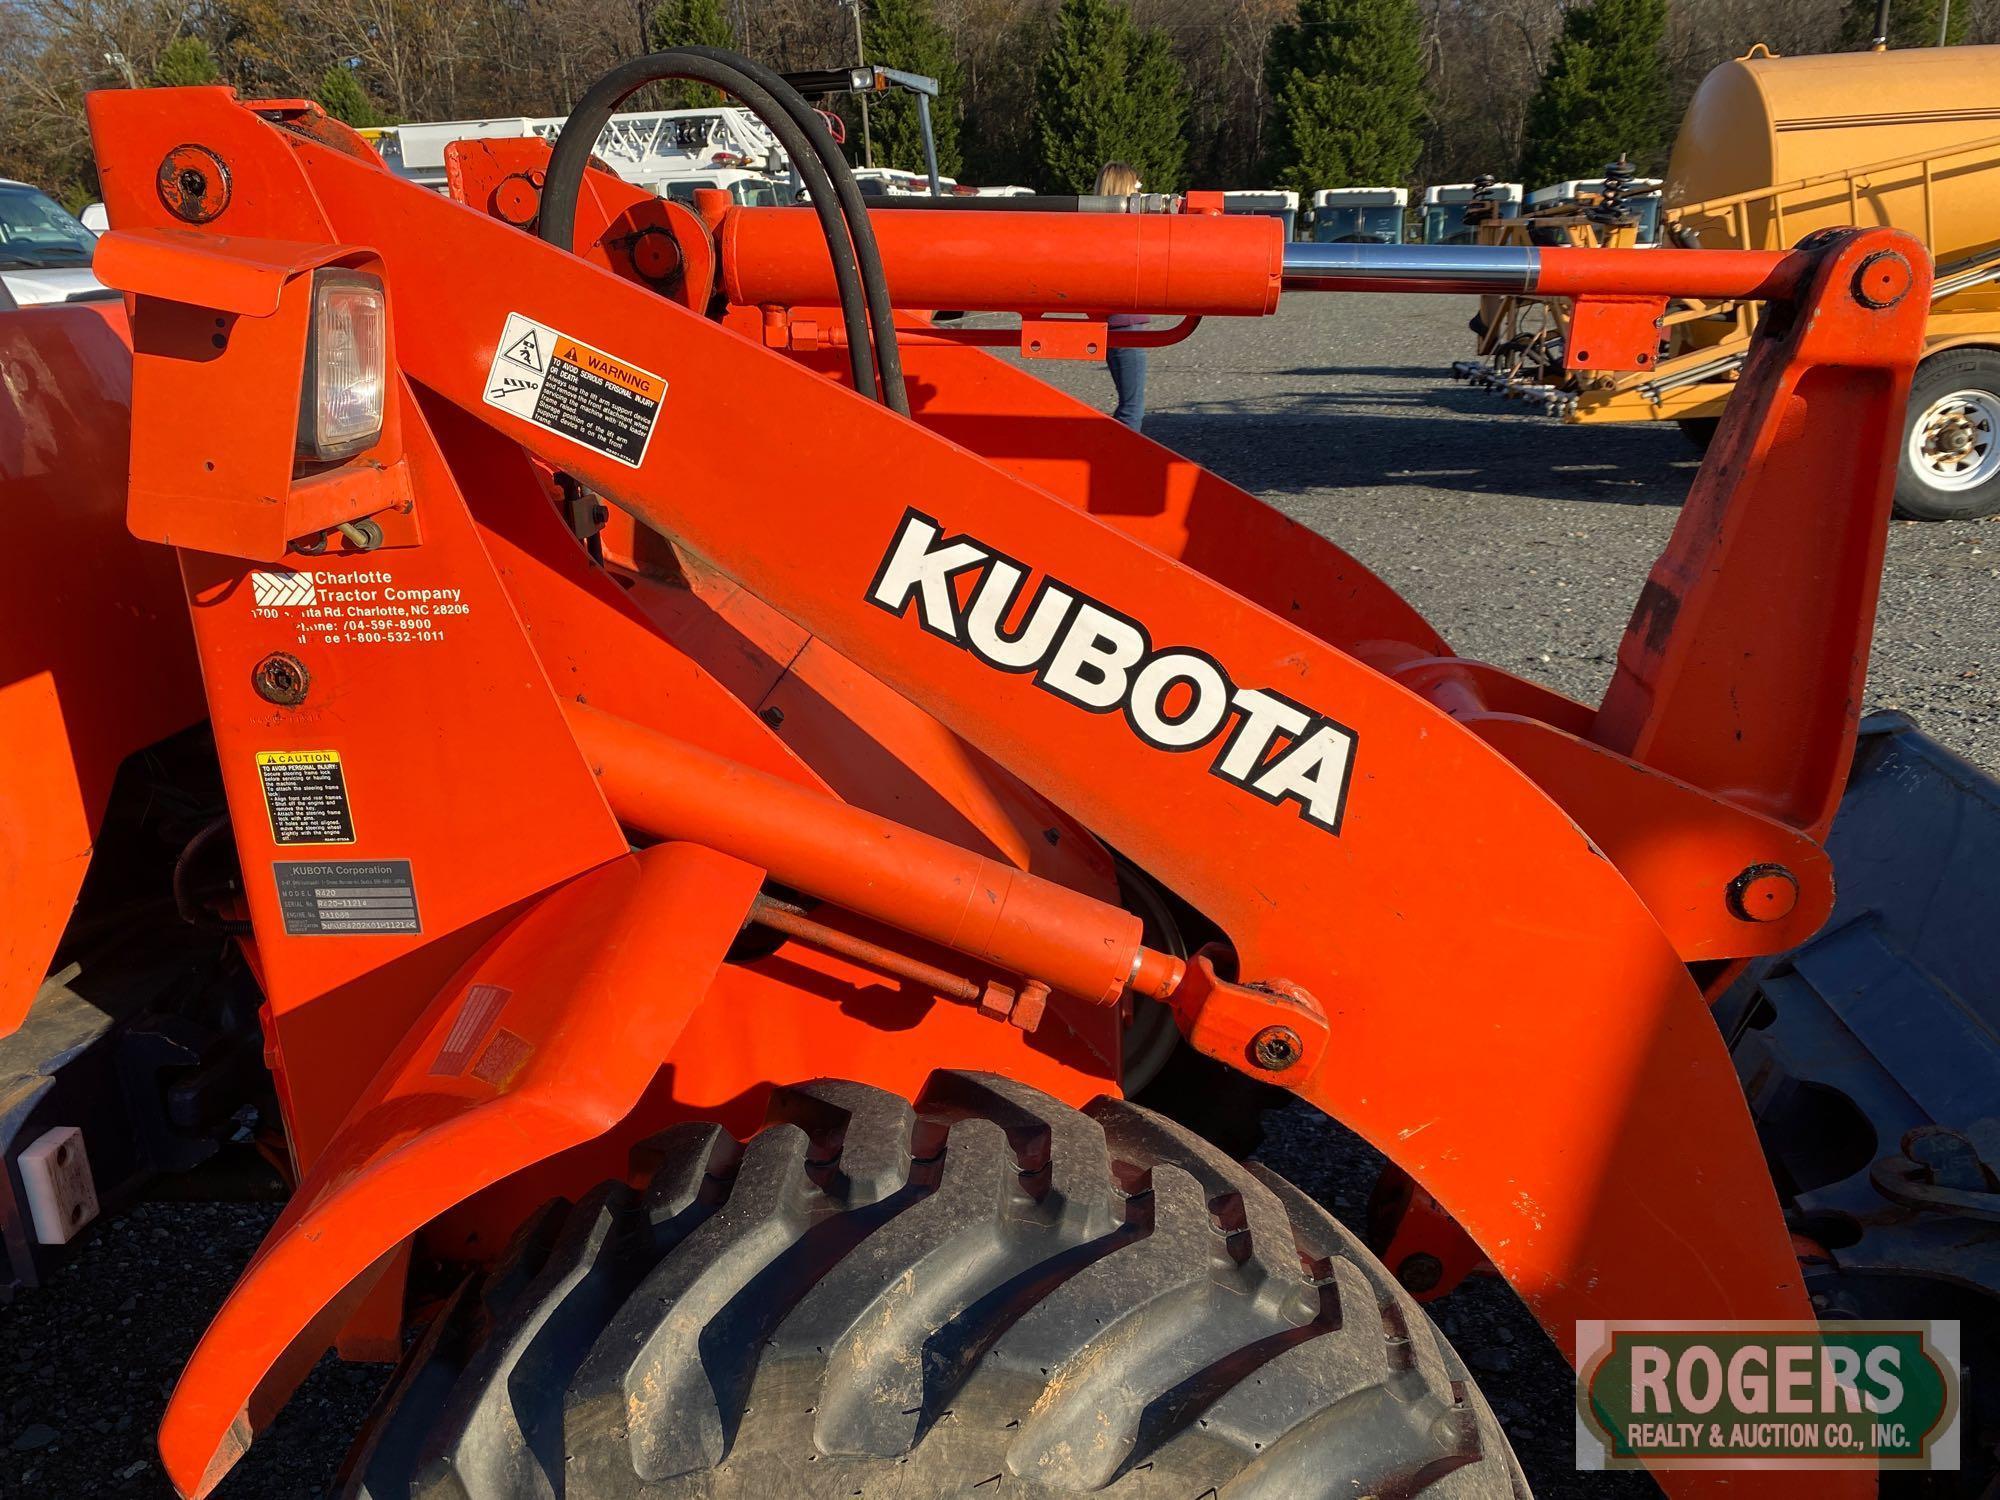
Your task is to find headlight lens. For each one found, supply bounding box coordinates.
[300,270,386,461]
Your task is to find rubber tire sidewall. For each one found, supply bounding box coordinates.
[1896,348,2000,521]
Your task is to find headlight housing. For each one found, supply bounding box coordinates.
[297,269,386,462]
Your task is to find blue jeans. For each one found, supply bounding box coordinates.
[1106,345,1148,431]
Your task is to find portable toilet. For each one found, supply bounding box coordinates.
[1222,190,1302,240]
[1309,188,1408,243]
[1421,182,1522,244]
[1526,178,1664,244]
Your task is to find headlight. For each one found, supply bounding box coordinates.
[297,269,386,462]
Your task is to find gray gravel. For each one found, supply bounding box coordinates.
[4,288,1991,1498]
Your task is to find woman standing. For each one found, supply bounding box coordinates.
[1094,161,1149,432]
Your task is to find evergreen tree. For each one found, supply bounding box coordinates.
[864,0,962,178]
[1518,0,1671,185]
[152,36,221,87]
[1838,0,1967,49]
[319,64,383,128]
[1265,0,1426,196]
[1034,0,1188,192]
[960,10,1049,188]
[646,0,736,107]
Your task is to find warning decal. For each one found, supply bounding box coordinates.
[274,859,421,936]
[256,750,355,845]
[430,983,513,1076]
[483,311,665,466]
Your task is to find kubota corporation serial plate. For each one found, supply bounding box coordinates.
[273,860,421,936]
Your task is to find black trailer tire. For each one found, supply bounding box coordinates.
[1896,349,2000,520]
[343,1072,1529,1499]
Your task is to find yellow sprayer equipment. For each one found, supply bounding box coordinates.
[1455,44,2000,518]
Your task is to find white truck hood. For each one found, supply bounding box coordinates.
[0,264,110,305]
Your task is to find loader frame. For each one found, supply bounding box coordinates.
[24,84,1933,1497]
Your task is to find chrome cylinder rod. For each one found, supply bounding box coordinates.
[1281,241,1540,295]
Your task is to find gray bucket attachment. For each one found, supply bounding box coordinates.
[1726,711,2000,1478]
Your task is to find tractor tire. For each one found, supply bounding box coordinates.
[343,1072,1528,1500]
[1675,416,1718,451]
[1896,349,2000,521]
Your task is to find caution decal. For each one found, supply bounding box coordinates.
[484,312,666,466]
[256,749,356,845]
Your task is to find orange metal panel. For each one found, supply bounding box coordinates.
[158,842,762,1499]
[1464,713,1833,960]
[425,925,1125,1258]
[162,371,629,1169]
[608,544,1123,890]
[0,302,202,1036]
[877,336,1448,671]
[95,228,338,316]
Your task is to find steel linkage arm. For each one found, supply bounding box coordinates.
[1593,235,1930,839]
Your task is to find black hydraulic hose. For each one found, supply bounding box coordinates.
[538,50,877,400]
[677,46,910,416]
[174,816,252,937]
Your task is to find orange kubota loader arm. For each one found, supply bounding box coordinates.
[82,87,1923,1500]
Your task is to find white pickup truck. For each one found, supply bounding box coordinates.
[0,180,109,308]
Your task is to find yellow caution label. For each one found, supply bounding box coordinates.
[256,749,355,844]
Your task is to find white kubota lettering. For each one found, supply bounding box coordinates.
[964,560,1076,669]
[866,510,1359,834]
[868,514,987,640]
[1038,601,1147,709]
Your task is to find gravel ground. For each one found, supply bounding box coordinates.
[4,289,1992,1499]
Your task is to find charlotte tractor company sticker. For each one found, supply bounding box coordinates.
[484,312,665,466]
[248,566,470,648]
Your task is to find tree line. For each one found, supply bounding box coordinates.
[4,0,1997,212]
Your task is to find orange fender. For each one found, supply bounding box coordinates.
[0,303,202,1036]
[158,842,762,1499]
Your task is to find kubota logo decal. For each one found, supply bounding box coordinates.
[866,510,1358,834]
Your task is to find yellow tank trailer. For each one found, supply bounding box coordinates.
[1455,44,2000,519]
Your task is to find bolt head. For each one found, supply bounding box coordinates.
[251,651,311,707]
[1249,1024,1303,1072]
[1852,250,1913,310]
[1397,1253,1445,1295]
[156,144,231,224]
[1727,863,1799,923]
